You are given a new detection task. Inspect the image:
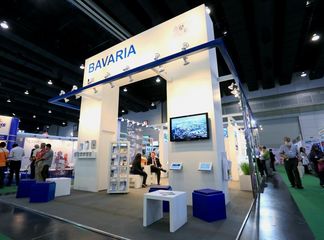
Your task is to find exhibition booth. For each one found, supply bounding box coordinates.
[0,5,257,239]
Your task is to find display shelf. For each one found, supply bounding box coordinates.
[107,141,130,194]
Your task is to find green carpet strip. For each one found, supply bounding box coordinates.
[277,165,324,239]
[0,186,17,196]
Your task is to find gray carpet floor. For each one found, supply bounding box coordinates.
[0,181,252,240]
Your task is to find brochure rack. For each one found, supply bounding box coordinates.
[108,141,130,193]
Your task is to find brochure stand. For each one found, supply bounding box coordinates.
[108,141,130,194]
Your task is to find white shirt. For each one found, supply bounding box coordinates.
[9,146,25,161]
[33,148,41,157]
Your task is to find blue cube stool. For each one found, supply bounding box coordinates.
[20,172,30,180]
[149,185,172,212]
[192,188,226,222]
[29,182,56,203]
[16,179,36,198]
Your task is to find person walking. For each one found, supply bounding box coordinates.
[7,143,25,186]
[0,142,9,188]
[261,146,272,177]
[269,149,276,172]
[308,144,324,188]
[279,137,303,189]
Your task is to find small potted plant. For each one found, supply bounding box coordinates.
[239,162,252,191]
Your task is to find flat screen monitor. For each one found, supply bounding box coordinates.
[170,112,209,142]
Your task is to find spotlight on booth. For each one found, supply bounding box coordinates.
[182,42,190,66]
[71,85,80,99]
[109,82,115,88]
[228,82,235,90]
[93,88,98,94]
[154,53,165,73]
[128,75,134,83]
[59,90,69,103]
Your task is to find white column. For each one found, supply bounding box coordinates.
[74,86,119,192]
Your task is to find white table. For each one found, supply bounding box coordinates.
[143,190,187,232]
[46,177,71,197]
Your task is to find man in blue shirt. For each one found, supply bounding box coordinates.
[279,137,303,189]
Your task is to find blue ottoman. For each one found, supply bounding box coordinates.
[16,179,36,198]
[20,172,30,179]
[149,185,172,212]
[30,182,56,203]
[192,188,226,222]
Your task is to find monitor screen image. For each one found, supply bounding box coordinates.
[170,113,209,142]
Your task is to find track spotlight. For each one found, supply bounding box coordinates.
[182,42,190,66]
[80,64,85,69]
[59,90,65,96]
[109,82,115,88]
[0,21,9,29]
[123,66,130,72]
[48,80,53,85]
[123,87,127,92]
[93,88,98,94]
[128,76,134,83]
[7,99,11,103]
[24,90,29,95]
[228,82,235,90]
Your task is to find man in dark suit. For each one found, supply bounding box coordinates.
[147,151,166,185]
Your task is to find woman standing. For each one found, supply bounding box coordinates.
[308,144,324,188]
[299,147,311,174]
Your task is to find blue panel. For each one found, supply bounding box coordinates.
[7,117,19,150]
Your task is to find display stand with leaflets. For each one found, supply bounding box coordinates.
[108,141,130,194]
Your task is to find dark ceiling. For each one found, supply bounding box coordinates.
[0,0,323,132]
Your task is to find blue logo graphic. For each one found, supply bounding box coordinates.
[88,44,137,73]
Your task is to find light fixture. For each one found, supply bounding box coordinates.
[311,33,320,42]
[128,76,134,83]
[12,113,15,116]
[109,82,115,88]
[48,80,53,85]
[228,82,235,90]
[306,1,310,6]
[7,99,11,103]
[80,64,85,69]
[123,65,130,72]
[24,90,29,95]
[122,109,125,113]
[223,31,228,35]
[300,72,307,77]
[121,118,125,122]
[87,78,94,85]
[33,115,36,119]
[46,125,50,129]
[182,42,190,66]
[151,102,155,107]
[36,127,39,130]
[251,119,256,125]
[59,90,65,96]
[72,85,78,91]
[156,77,161,83]
[48,110,52,114]
[123,87,127,92]
[62,122,66,125]
[206,6,211,15]
[93,88,98,94]
[0,21,9,29]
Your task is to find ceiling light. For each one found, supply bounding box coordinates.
[205,6,211,15]
[7,99,11,103]
[72,85,78,91]
[46,125,49,129]
[62,122,66,125]
[33,115,36,119]
[156,77,161,83]
[12,113,15,116]
[122,109,125,113]
[311,33,320,42]
[24,90,29,95]
[300,72,307,77]
[80,64,85,69]
[123,87,127,92]
[48,110,52,114]
[48,80,53,85]
[36,127,39,130]
[223,31,228,35]
[64,98,69,103]
[306,1,310,6]
[151,102,155,107]
[0,21,9,29]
